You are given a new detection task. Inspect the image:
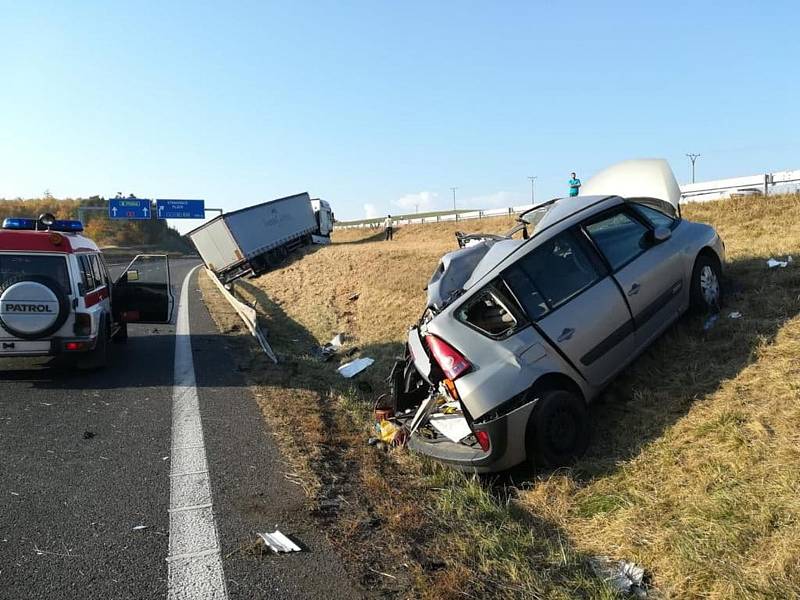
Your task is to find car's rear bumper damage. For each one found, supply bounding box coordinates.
[390,330,536,473]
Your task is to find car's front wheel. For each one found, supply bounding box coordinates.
[690,253,722,313]
[526,389,589,468]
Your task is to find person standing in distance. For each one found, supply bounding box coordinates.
[384,214,394,241]
[568,172,581,197]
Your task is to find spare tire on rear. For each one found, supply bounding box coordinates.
[0,275,70,340]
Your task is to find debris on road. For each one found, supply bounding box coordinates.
[589,556,647,598]
[337,357,374,378]
[83,431,95,440]
[347,293,359,302]
[258,530,302,553]
[132,525,148,531]
[728,311,743,319]
[767,256,793,268]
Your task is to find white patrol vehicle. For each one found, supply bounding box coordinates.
[0,213,173,369]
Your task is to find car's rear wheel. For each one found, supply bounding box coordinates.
[526,389,589,468]
[690,253,722,314]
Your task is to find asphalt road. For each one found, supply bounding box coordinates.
[0,258,356,599]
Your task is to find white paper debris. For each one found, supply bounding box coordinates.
[428,414,473,443]
[337,357,374,378]
[132,525,148,531]
[728,311,742,319]
[767,258,790,268]
[589,556,647,598]
[329,333,344,349]
[259,530,301,553]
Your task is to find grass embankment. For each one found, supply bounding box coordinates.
[200,196,800,598]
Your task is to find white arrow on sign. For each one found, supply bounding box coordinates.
[143,206,149,217]
[158,205,163,217]
[111,207,118,217]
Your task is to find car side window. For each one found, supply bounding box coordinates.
[89,255,105,287]
[584,210,649,271]
[507,230,603,313]
[631,203,675,229]
[457,284,519,338]
[78,255,96,290]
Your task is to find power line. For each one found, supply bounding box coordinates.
[686,153,701,183]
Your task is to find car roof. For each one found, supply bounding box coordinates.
[0,230,100,254]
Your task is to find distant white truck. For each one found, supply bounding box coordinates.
[187,192,333,283]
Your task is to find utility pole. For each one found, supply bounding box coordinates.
[450,187,458,211]
[527,176,537,204]
[686,153,701,183]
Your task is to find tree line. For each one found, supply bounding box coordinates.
[0,196,193,252]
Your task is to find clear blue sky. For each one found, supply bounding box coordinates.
[1,1,798,230]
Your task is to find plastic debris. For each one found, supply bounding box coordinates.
[767,256,792,268]
[377,419,400,444]
[703,314,719,331]
[728,311,742,319]
[132,525,148,531]
[316,333,346,361]
[589,556,647,598]
[337,357,374,378]
[259,530,301,553]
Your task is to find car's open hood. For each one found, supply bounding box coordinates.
[581,158,681,211]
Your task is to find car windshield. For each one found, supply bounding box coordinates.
[0,254,71,290]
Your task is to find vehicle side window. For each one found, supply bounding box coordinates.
[457,284,519,338]
[631,203,675,229]
[509,230,602,311]
[78,255,96,290]
[89,255,106,287]
[584,210,649,271]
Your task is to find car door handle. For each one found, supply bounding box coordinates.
[557,328,575,342]
[627,283,641,296]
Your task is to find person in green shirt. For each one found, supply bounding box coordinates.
[568,172,581,197]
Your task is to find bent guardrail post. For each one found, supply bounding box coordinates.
[205,268,278,364]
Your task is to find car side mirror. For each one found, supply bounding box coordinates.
[126,270,140,282]
[653,226,671,243]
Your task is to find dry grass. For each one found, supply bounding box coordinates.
[200,195,800,598]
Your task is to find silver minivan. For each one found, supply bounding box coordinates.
[392,160,725,472]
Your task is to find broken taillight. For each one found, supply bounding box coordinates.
[425,334,471,380]
[475,430,491,452]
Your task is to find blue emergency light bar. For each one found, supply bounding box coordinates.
[2,217,84,232]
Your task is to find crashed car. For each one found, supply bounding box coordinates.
[392,159,725,472]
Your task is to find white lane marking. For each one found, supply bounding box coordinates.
[167,265,229,599]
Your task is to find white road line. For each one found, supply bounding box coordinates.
[167,265,229,600]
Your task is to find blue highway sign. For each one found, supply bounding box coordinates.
[156,199,206,219]
[109,198,152,220]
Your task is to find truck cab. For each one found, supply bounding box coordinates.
[0,214,173,369]
[311,198,334,237]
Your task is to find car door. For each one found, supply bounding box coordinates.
[583,205,684,352]
[504,229,635,388]
[112,255,174,323]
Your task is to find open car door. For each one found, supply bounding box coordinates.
[112,255,174,323]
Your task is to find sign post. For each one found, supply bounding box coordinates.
[156,199,206,219]
[109,198,152,220]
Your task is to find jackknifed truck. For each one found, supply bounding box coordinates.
[187,192,333,283]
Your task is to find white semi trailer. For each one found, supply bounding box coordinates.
[187,192,333,283]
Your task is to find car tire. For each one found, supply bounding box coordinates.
[526,389,589,468]
[690,253,723,314]
[78,318,109,370]
[113,321,128,343]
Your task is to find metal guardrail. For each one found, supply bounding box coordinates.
[335,204,537,230]
[335,168,800,229]
[206,268,278,363]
